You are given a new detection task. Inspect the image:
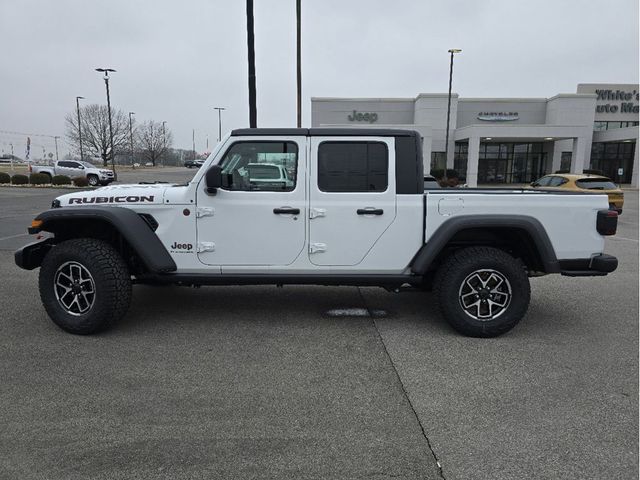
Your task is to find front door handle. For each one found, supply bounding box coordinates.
[357,208,384,215]
[273,207,300,215]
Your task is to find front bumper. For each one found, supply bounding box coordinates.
[559,254,618,277]
[14,238,54,270]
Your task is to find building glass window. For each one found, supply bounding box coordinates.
[593,121,639,131]
[560,152,572,172]
[477,142,547,184]
[590,141,636,183]
[453,143,468,180]
[430,152,446,171]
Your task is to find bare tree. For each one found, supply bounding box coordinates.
[65,104,129,166]
[136,120,174,166]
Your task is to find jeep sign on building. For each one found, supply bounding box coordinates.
[311,83,639,186]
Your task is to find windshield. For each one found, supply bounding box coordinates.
[576,178,617,190]
[80,161,97,169]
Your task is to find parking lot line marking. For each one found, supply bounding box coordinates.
[610,236,639,243]
[0,233,29,242]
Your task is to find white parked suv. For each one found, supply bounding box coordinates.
[16,128,619,337]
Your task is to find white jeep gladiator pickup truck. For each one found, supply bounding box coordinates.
[15,128,619,337]
[30,160,115,186]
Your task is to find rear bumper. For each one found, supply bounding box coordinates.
[559,254,618,277]
[14,238,54,270]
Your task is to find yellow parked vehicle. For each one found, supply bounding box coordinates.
[531,174,624,214]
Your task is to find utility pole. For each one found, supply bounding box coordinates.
[9,143,13,170]
[54,136,60,162]
[75,96,85,161]
[246,0,257,127]
[296,0,302,128]
[95,68,117,178]
[129,112,135,168]
[214,107,226,141]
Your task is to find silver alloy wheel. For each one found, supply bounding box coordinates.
[88,176,98,186]
[53,261,96,316]
[458,269,512,321]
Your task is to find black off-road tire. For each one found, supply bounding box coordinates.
[39,238,132,334]
[434,246,530,338]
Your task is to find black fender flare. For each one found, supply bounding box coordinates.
[410,214,560,275]
[28,207,176,273]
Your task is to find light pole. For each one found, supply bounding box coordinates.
[214,107,226,142]
[75,96,85,161]
[192,129,196,160]
[246,0,257,127]
[128,112,135,168]
[445,48,462,183]
[95,67,117,178]
[9,143,13,170]
[54,136,60,162]
[161,121,166,167]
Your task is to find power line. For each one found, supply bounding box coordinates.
[0,129,60,139]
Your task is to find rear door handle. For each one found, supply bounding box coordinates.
[273,207,300,215]
[357,208,384,215]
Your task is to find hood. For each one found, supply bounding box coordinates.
[55,183,169,207]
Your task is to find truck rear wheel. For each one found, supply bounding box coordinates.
[434,246,530,337]
[39,238,131,334]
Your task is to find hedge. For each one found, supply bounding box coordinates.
[11,174,29,185]
[52,175,72,185]
[29,173,50,185]
[0,172,10,184]
[72,176,89,187]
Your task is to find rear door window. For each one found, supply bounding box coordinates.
[317,142,388,192]
[576,178,617,190]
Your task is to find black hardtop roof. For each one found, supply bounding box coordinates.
[231,128,420,137]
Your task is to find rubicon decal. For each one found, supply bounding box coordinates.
[68,195,155,204]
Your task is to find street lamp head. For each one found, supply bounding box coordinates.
[129,112,135,115]
[448,48,462,54]
[95,68,116,72]
[76,96,85,100]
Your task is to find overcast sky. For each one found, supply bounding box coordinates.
[1,0,638,157]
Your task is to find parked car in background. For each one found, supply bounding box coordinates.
[246,163,294,190]
[530,173,624,213]
[30,161,114,186]
[184,159,204,168]
[424,175,441,189]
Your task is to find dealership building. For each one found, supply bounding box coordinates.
[311,83,639,187]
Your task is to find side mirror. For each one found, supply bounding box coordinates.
[205,165,223,194]
[530,182,538,187]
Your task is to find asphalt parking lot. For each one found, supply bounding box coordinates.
[0,178,637,479]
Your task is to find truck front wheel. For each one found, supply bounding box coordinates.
[87,175,99,186]
[434,246,530,337]
[39,238,132,334]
